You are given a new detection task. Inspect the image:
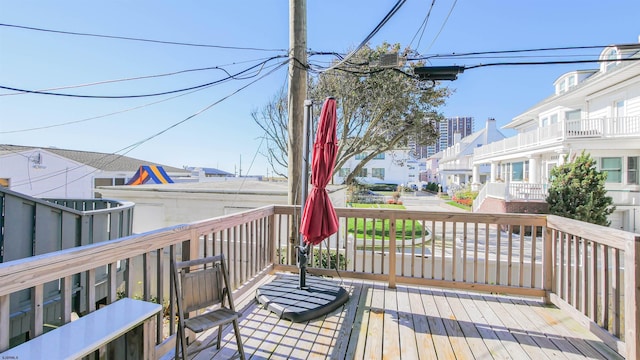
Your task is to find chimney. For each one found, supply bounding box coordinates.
[484,117,496,144]
[453,131,462,145]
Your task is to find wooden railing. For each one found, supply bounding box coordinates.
[0,205,637,358]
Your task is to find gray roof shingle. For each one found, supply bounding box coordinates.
[0,144,189,173]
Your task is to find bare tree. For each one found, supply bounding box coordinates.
[253,43,451,183]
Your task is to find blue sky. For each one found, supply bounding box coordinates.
[1,1,639,176]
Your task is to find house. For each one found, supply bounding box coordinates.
[472,38,640,231]
[0,144,190,198]
[419,151,443,184]
[438,118,507,192]
[333,148,420,186]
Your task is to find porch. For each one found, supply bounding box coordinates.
[189,274,622,359]
[0,205,638,359]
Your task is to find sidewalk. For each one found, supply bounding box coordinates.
[400,192,467,212]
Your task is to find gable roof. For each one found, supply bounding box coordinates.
[0,144,189,173]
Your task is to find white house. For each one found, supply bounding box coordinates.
[472,38,640,232]
[333,148,420,186]
[438,118,507,192]
[0,145,190,198]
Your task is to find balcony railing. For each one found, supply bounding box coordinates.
[0,205,637,358]
[474,116,640,160]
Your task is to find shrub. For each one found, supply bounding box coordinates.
[310,248,347,270]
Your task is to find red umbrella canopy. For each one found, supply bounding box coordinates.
[300,97,339,245]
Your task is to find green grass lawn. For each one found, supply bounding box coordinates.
[346,217,426,240]
[346,203,428,240]
[350,203,405,209]
[446,200,471,211]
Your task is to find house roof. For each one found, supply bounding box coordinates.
[0,144,189,174]
[186,167,234,176]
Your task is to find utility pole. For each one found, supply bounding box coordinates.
[287,0,307,261]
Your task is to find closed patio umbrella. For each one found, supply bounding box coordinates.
[300,97,339,245]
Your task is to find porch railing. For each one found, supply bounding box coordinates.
[474,116,640,160]
[0,205,637,358]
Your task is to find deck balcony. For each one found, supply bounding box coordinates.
[473,116,640,161]
[0,205,638,359]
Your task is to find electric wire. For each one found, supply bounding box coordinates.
[0,55,288,98]
[0,56,286,96]
[0,23,287,52]
[408,0,436,51]
[13,59,289,192]
[1,60,287,134]
[319,0,407,73]
[421,0,457,54]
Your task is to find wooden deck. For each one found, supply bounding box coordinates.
[185,273,623,360]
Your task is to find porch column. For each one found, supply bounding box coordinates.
[528,156,538,183]
[472,165,479,184]
[490,162,497,182]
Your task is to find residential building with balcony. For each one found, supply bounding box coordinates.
[437,117,506,192]
[413,116,475,158]
[472,39,640,232]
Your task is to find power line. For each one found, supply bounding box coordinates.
[0,57,285,96]
[0,55,288,98]
[14,60,290,193]
[409,44,638,61]
[319,0,407,73]
[408,0,436,51]
[463,56,640,70]
[0,23,287,52]
[421,0,458,54]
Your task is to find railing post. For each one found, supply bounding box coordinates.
[625,235,640,360]
[388,213,397,289]
[0,295,9,352]
[269,213,277,271]
[543,224,553,304]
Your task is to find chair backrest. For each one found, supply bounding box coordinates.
[173,254,233,314]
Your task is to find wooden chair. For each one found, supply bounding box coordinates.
[172,254,245,359]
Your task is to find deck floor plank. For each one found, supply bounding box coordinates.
[363,283,385,360]
[406,287,438,360]
[419,288,457,359]
[382,283,401,359]
[395,286,420,360]
[181,274,623,360]
[442,290,494,359]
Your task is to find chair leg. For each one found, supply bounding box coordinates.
[217,324,223,349]
[232,319,246,360]
[177,324,188,360]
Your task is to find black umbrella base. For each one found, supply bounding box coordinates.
[256,273,349,323]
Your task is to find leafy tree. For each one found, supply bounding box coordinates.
[252,42,451,182]
[546,151,615,226]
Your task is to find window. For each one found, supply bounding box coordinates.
[355,152,367,160]
[605,49,618,71]
[601,157,622,183]
[568,75,576,89]
[373,153,385,160]
[559,81,566,94]
[94,178,113,187]
[356,168,368,177]
[511,162,524,181]
[541,117,548,127]
[338,168,350,177]
[550,114,558,125]
[372,168,385,180]
[629,157,639,185]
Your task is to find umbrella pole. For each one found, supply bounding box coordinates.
[298,99,313,290]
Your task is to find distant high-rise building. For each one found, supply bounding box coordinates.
[417,116,475,156]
